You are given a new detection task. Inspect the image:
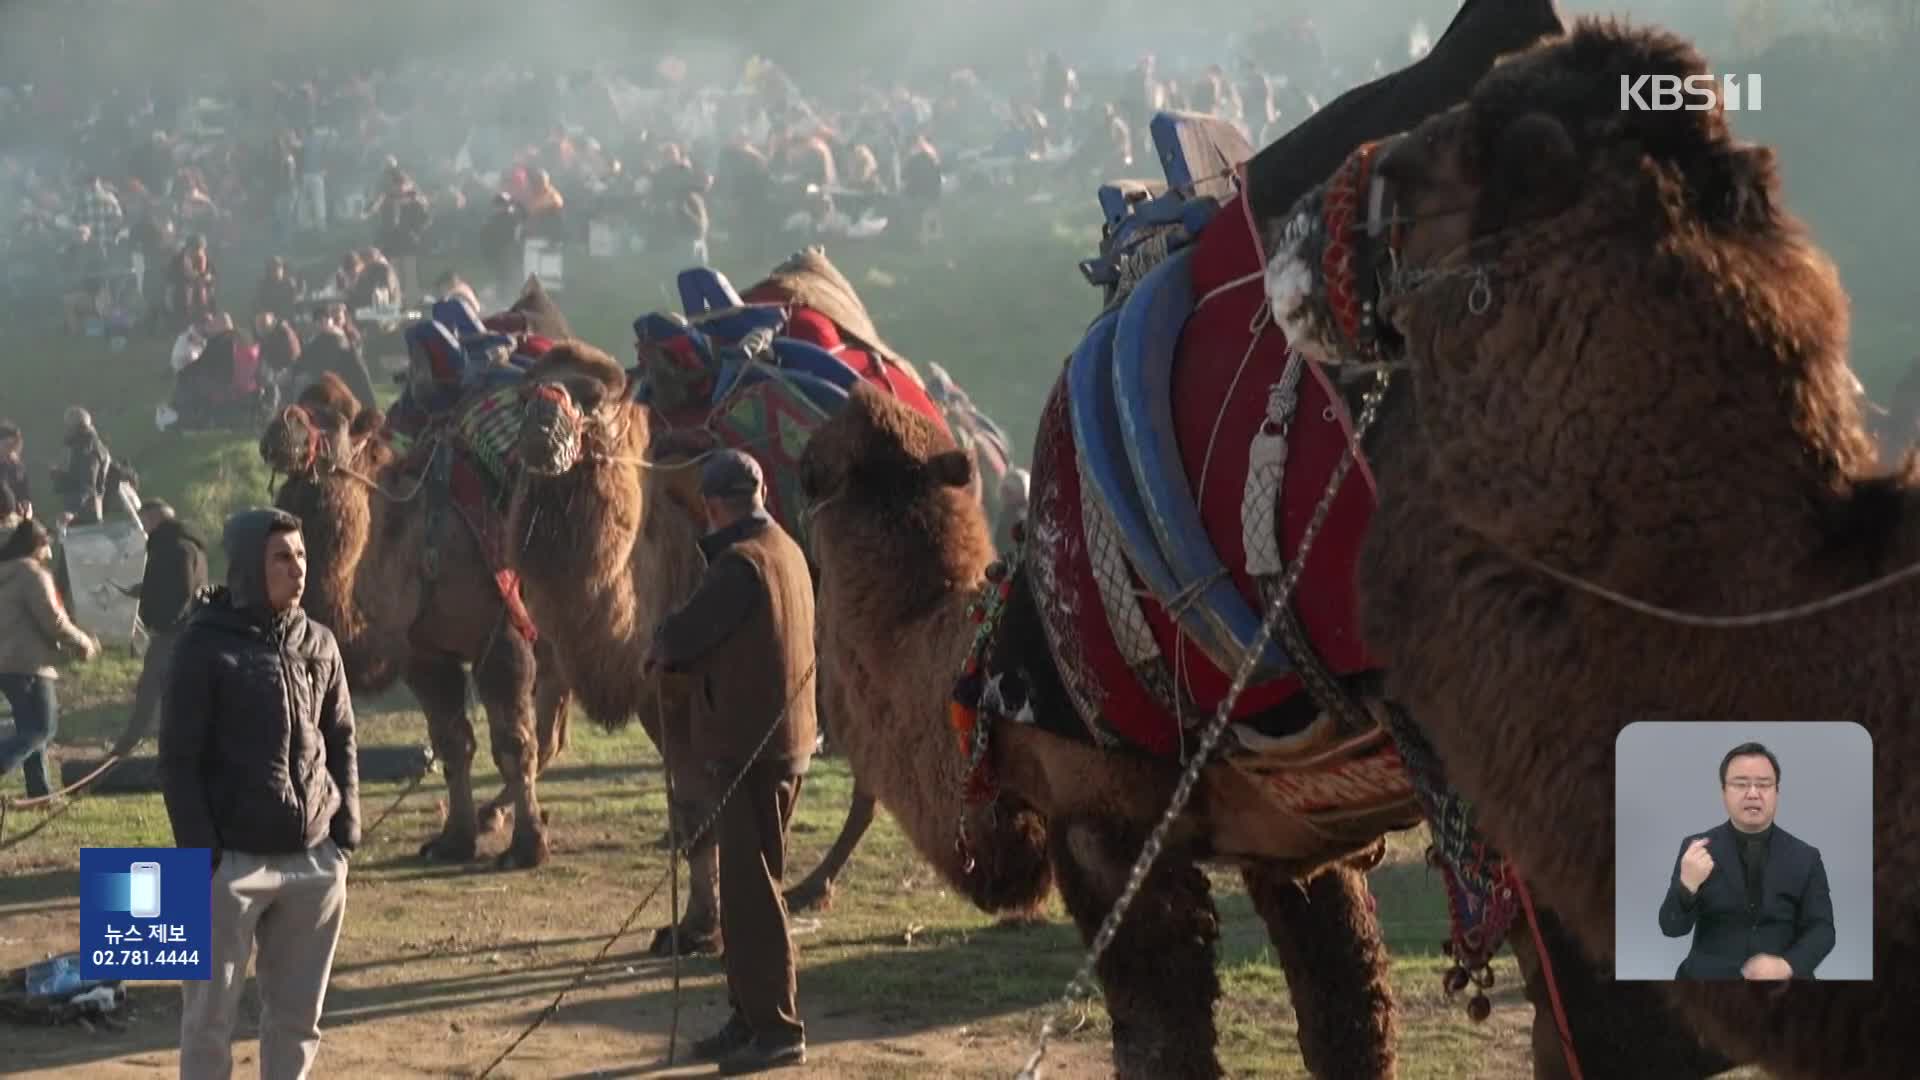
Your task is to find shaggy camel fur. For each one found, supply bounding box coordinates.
[799,381,1398,1079]
[260,374,571,869]
[503,342,876,947]
[1347,21,1912,1080]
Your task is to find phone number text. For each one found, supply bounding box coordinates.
[89,949,201,966]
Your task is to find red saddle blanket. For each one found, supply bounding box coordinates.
[740,283,949,435]
[393,437,538,645]
[1026,190,1378,756]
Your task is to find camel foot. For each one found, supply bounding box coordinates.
[419,831,478,863]
[783,877,835,913]
[494,833,550,871]
[648,924,722,957]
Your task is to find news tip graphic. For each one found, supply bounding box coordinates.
[80,847,212,981]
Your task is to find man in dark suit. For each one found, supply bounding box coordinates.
[1657,741,1836,979]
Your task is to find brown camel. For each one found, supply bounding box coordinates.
[797,381,1401,1079]
[1285,20,1913,1080]
[260,374,571,869]
[503,342,878,953]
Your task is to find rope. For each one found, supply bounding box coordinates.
[1016,367,1393,1080]
[355,753,435,847]
[0,752,125,852]
[1504,545,1920,629]
[1515,876,1584,1080]
[471,656,817,1080]
[662,689,682,1069]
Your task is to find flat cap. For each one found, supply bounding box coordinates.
[699,449,764,499]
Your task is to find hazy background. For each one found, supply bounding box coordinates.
[3,0,1917,499]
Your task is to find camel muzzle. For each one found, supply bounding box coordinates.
[519,383,584,477]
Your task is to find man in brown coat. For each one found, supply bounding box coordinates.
[646,449,815,1074]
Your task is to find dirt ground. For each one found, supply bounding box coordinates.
[0,699,1703,1079]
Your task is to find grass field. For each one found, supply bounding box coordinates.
[0,185,1805,1076]
[2,685,1552,1079]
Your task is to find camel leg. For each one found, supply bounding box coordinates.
[474,632,548,870]
[1507,901,1736,1080]
[783,788,876,913]
[532,640,572,770]
[1241,855,1397,1079]
[479,644,574,827]
[1050,816,1222,1080]
[649,796,723,958]
[410,655,479,862]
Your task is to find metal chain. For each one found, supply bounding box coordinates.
[1016,367,1392,1079]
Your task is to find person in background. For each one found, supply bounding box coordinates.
[252,256,304,324]
[0,518,101,800]
[291,303,378,409]
[254,310,303,387]
[480,192,526,300]
[167,234,217,334]
[162,508,357,1080]
[75,174,125,249]
[368,166,431,298]
[523,168,565,241]
[330,250,363,299]
[0,421,32,520]
[49,406,112,526]
[112,499,207,755]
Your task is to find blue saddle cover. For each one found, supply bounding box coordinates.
[1074,245,1294,681]
[712,337,861,404]
[431,297,485,339]
[1067,310,1196,649]
[726,365,849,417]
[677,266,745,317]
[693,304,790,346]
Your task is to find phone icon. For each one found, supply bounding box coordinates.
[128,862,162,919]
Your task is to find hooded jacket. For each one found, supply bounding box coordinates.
[160,508,359,857]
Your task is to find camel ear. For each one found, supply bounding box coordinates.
[929,449,974,489]
[1696,142,1778,229]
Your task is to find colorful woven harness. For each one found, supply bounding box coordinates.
[947,520,1028,807]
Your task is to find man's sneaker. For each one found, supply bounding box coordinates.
[716,1037,806,1075]
[691,1014,753,1062]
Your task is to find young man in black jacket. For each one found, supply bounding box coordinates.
[113,499,208,755]
[161,507,358,1080]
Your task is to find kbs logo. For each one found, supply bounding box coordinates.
[1619,73,1762,112]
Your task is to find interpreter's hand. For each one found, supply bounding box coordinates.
[1742,953,1793,980]
[1678,836,1715,893]
[78,634,102,663]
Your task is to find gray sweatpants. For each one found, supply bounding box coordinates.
[180,841,348,1080]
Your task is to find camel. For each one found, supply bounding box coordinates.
[503,342,880,950]
[797,382,1404,1079]
[259,374,571,870]
[1277,19,1912,1080]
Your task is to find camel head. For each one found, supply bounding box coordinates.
[259,373,382,479]
[800,381,977,524]
[517,341,633,477]
[800,381,993,618]
[1268,20,1865,566]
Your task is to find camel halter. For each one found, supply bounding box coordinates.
[268,403,435,502]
